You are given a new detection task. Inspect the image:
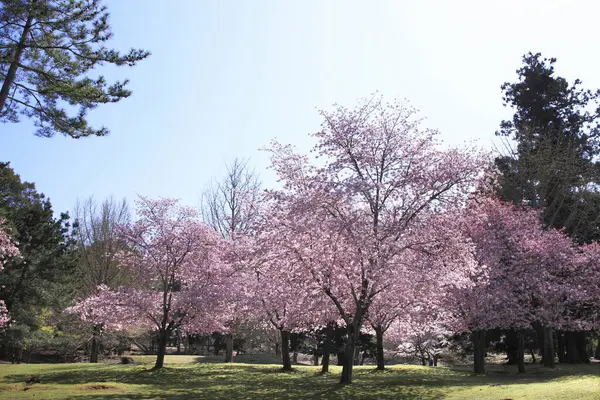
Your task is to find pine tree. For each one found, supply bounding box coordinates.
[496,52,600,243]
[0,0,149,138]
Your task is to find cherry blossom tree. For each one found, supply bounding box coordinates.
[366,214,478,370]
[449,194,584,373]
[69,197,225,370]
[570,243,600,331]
[238,217,336,371]
[0,218,20,327]
[547,239,600,364]
[264,94,486,383]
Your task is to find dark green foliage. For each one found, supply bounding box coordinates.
[496,52,600,243]
[0,0,150,138]
[0,162,78,361]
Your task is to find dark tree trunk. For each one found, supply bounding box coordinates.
[594,340,600,359]
[433,356,438,366]
[321,351,331,373]
[353,345,360,366]
[275,342,280,356]
[0,12,33,113]
[321,324,333,373]
[576,331,590,363]
[566,331,578,363]
[517,330,525,374]
[565,331,579,364]
[472,330,486,374]
[505,330,518,365]
[213,335,221,356]
[375,326,385,370]
[176,331,182,354]
[557,331,566,364]
[340,324,358,384]
[313,349,319,366]
[340,340,355,383]
[224,334,233,363]
[153,329,168,370]
[290,333,299,364]
[280,330,292,371]
[537,326,544,358]
[90,330,99,363]
[337,350,346,366]
[542,326,555,368]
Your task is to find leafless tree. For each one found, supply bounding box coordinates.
[201,158,261,362]
[201,158,261,240]
[73,196,131,363]
[74,196,132,295]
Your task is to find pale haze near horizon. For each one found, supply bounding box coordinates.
[2,0,597,215]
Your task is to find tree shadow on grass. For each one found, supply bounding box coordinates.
[3,363,599,400]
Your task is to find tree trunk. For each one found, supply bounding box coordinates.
[517,330,525,374]
[321,324,333,373]
[0,12,33,113]
[576,331,590,364]
[557,331,565,364]
[337,350,345,366]
[153,329,168,370]
[280,330,292,371]
[340,324,358,384]
[472,330,486,374]
[542,326,555,368]
[537,325,544,358]
[290,333,299,364]
[90,330,99,363]
[321,350,331,373]
[566,331,578,363]
[275,342,280,356]
[594,340,600,359]
[375,326,385,370]
[176,332,182,354]
[224,333,234,363]
[504,330,518,365]
[313,349,319,366]
[353,345,360,366]
[213,335,221,356]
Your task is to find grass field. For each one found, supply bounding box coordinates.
[1,355,599,399]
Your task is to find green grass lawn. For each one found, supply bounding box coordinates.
[0,355,599,399]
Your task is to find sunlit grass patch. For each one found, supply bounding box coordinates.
[0,356,599,399]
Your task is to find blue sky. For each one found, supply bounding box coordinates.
[2,0,599,216]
